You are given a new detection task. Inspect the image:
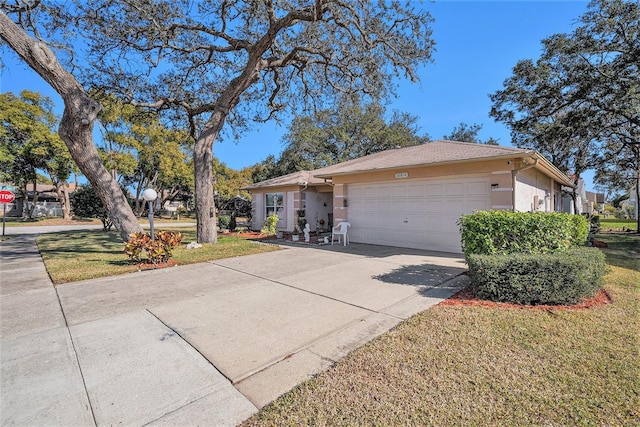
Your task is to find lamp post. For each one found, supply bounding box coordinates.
[142,188,158,241]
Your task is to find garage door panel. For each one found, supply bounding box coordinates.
[405,214,426,228]
[406,198,425,212]
[468,180,489,195]
[426,183,444,196]
[444,199,465,213]
[445,182,465,196]
[468,198,490,212]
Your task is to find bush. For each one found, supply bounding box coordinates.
[459,211,588,257]
[71,185,113,231]
[261,214,278,235]
[218,215,231,230]
[124,231,184,265]
[467,247,606,305]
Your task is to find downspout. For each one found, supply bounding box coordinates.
[511,158,538,212]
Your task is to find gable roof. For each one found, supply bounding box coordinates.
[245,140,575,189]
[243,170,327,190]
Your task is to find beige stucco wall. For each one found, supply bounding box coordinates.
[250,157,571,232]
[514,168,556,212]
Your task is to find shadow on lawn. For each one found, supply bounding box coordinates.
[38,230,125,256]
[595,233,640,272]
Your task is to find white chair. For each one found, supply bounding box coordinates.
[331,222,351,246]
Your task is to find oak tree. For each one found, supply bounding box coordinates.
[490,0,638,220]
[42,0,435,243]
[263,99,429,179]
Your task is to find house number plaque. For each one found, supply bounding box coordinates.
[395,172,409,179]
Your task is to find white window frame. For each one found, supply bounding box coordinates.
[265,193,284,220]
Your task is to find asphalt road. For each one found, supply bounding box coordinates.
[2,222,197,235]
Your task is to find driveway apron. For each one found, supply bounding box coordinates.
[2,235,468,425]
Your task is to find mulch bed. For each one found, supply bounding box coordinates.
[137,259,178,270]
[441,285,612,311]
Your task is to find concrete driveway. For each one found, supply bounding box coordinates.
[1,235,468,426]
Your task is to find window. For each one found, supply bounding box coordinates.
[265,193,284,218]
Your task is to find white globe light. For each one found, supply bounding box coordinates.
[142,188,158,202]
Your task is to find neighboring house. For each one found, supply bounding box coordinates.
[245,140,575,254]
[1,182,77,217]
[584,191,605,215]
[621,181,639,220]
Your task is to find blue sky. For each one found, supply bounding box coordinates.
[0,1,594,189]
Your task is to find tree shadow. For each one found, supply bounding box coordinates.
[373,263,466,289]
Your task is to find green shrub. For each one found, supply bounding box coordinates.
[218,215,231,230]
[467,247,606,305]
[124,231,184,265]
[261,214,279,235]
[459,211,588,257]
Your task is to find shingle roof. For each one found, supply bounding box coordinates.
[245,140,574,189]
[315,140,533,177]
[243,170,325,189]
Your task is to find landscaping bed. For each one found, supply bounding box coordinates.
[442,284,612,311]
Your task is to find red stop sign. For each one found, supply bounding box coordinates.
[0,190,15,203]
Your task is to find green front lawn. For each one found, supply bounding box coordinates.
[600,217,638,232]
[243,234,640,426]
[37,227,278,284]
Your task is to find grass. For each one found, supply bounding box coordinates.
[37,227,278,284]
[600,217,638,232]
[595,233,640,271]
[242,234,640,426]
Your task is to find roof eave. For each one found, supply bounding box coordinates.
[313,152,536,179]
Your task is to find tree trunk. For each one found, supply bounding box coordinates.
[0,12,142,241]
[194,112,227,243]
[27,177,38,219]
[20,183,28,220]
[53,180,72,220]
[63,182,71,220]
[194,138,217,243]
[50,172,72,221]
[58,99,142,240]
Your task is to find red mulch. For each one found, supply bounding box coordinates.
[220,231,275,239]
[440,286,612,311]
[592,239,609,248]
[137,259,178,270]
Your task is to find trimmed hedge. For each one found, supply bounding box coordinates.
[467,247,606,305]
[459,211,589,257]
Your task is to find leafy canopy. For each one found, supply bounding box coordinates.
[257,99,430,180]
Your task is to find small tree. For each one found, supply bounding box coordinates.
[71,185,112,230]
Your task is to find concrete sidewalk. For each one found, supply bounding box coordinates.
[1,234,468,426]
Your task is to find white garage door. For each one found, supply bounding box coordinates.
[348,176,491,253]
